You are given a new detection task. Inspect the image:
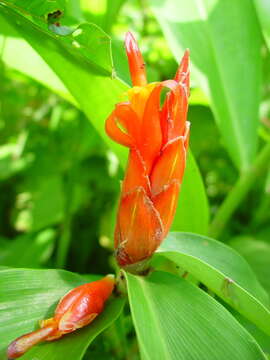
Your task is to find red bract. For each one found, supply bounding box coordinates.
[106,32,190,269]
[7,275,115,359]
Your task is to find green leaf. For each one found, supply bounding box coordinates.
[189,87,210,106]
[2,0,66,18]
[0,143,32,180]
[254,0,270,51]
[1,0,113,75]
[0,4,128,164]
[150,0,262,170]
[126,271,266,360]
[14,176,65,232]
[0,268,125,360]
[234,313,270,358]
[0,229,55,267]
[82,0,126,33]
[229,235,270,297]
[156,232,270,337]
[0,33,75,104]
[172,151,209,234]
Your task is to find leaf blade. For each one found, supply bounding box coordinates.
[150,0,262,170]
[156,232,270,337]
[254,0,270,51]
[126,271,267,360]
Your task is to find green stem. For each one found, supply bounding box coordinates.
[209,142,270,239]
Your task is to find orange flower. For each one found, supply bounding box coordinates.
[7,275,115,359]
[106,32,190,269]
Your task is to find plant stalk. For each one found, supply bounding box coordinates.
[209,142,270,239]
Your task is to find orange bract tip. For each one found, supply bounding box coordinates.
[125,32,147,87]
[125,32,139,55]
[174,49,190,89]
[7,325,55,359]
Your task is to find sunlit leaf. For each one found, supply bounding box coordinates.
[2,0,66,18]
[229,235,270,297]
[82,0,126,33]
[14,176,65,232]
[126,271,266,360]
[254,0,270,51]
[171,152,209,234]
[150,0,262,170]
[0,229,55,267]
[0,143,32,180]
[156,232,270,336]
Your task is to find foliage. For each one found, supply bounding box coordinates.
[0,0,270,359]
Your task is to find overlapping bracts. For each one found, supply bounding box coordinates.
[106,32,190,267]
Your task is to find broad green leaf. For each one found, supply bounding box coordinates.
[14,176,65,232]
[0,30,74,104]
[2,0,66,18]
[156,232,270,337]
[150,0,262,170]
[0,229,55,267]
[0,2,208,234]
[0,268,125,360]
[111,38,130,85]
[126,271,266,360]
[0,3,128,165]
[1,1,113,74]
[82,0,126,33]
[0,143,32,180]
[171,151,209,234]
[254,0,270,50]
[188,104,221,157]
[189,87,210,106]
[229,235,270,297]
[234,313,270,358]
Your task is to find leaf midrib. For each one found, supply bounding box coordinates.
[133,276,171,360]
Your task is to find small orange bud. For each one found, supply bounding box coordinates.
[7,275,115,359]
[105,33,190,269]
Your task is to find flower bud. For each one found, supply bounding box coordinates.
[7,275,115,359]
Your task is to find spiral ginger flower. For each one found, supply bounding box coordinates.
[106,33,190,269]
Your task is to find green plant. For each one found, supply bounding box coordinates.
[0,1,270,359]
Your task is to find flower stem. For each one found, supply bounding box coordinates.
[209,142,270,239]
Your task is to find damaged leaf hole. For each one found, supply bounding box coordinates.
[47,9,62,25]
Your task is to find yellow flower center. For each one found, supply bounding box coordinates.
[127,83,157,120]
